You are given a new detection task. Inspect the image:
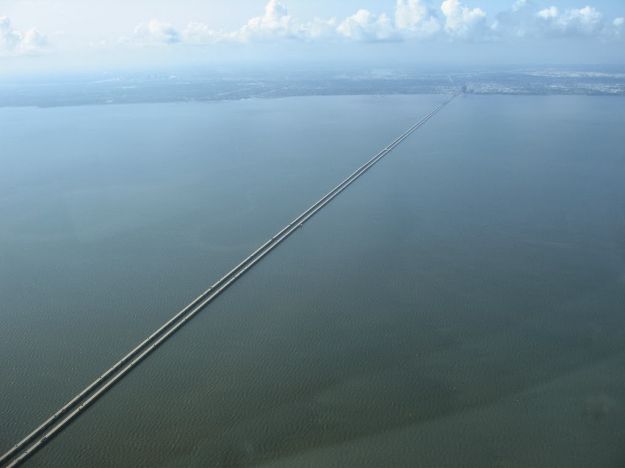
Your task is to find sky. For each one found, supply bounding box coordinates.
[1,0,624,74]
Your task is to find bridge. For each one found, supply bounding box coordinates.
[0,93,457,467]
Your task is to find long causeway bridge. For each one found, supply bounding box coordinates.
[0,93,457,467]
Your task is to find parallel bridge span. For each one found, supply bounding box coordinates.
[0,93,457,467]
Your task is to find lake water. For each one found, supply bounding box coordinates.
[1,94,624,467]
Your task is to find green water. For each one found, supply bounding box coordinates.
[1,95,624,467]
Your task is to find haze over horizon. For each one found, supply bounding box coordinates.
[1,0,625,76]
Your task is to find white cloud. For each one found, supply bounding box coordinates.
[608,16,624,38]
[537,7,559,20]
[124,0,625,49]
[440,0,487,39]
[512,0,528,14]
[0,16,47,55]
[234,0,299,41]
[395,0,428,28]
[536,6,604,37]
[181,22,220,44]
[0,16,20,50]
[564,6,603,35]
[394,0,440,37]
[337,9,397,42]
[492,0,533,38]
[155,1,334,44]
[302,17,339,40]
[133,19,181,45]
[494,2,623,41]
[22,28,47,49]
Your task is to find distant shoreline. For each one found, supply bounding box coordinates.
[2,86,625,109]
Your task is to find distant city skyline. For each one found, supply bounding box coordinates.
[1,0,624,74]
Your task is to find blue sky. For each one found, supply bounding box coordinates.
[1,0,624,73]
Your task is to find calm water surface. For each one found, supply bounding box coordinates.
[1,95,624,467]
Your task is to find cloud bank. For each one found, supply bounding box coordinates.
[125,0,625,48]
[3,0,625,59]
[535,6,604,37]
[0,16,46,55]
